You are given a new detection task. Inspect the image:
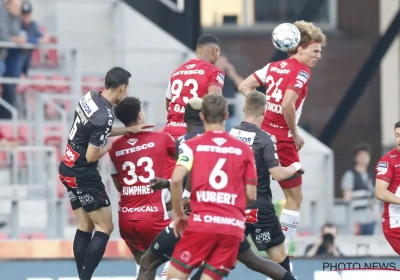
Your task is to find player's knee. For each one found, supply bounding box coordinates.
[94,220,114,235]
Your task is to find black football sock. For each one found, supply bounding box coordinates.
[283,271,296,280]
[279,256,291,274]
[79,231,110,280]
[73,229,92,275]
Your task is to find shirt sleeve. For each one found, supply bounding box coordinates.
[176,142,194,171]
[164,132,177,158]
[162,189,171,203]
[253,63,271,86]
[27,22,43,44]
[9,17,21,37]
[109,154,118,177]
[208,70,225,88]
[89,121,112,148]
[340,170,354,191]
[165,79,172,99]
[244,146,258,186]
[287,67,311,94]
[376,156,393,183]
[263,135,280,169]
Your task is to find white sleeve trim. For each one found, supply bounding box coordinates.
[162,189,171,203]
[165,79,172,99]
[109,156,117,174]
[254,63,270,85]
[182,189,191,198]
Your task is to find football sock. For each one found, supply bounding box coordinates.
[160,261,170,280]
[73,229,92,275]
[280,209,300,254]
[282,271,296,280]
[135,264,140,276]
[278,256,291,273]
[79,231,110,280]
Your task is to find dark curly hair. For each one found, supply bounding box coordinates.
[114,97,141,126]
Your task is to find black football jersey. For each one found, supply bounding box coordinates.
[175,127,205,157]
[59,91,114,176]
[230,122,280,208]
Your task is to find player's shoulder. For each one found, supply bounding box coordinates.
[257,129,276,145]
[379,148,399,162]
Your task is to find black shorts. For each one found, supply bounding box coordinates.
[59,172,110,213]
[150,223,252,263]
[245,205,285,251]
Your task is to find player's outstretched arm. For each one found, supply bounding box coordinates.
[238,74,261,96]
[376,179,400,204]
[282,89,304,150]
[86,140,112,163]
[170,165,189,237]
[109,124,156,137]
[269,163,304,181]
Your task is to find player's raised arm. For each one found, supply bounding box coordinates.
[375,179,400,204]
[281,89,304,150]
[86,123,113,163]
[239,64,269,96]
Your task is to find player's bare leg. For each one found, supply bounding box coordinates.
[280,182,303,253]
[132,251,144,277]
[137,249,166,280]
[79,206,114,280]
[266,243,291,273]
[73,207,95,275]
[167,264,190,280]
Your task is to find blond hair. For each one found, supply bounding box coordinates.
[245,91,266,116]
[288,20,327,56]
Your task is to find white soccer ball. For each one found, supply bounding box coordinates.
[271,23,301,52]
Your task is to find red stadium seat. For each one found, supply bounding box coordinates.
[0,232,9,239]
[18,124,29,142]
[30,49,42,68]
[46,37,59,68]
[29,74,49,92]
[19,233,28,239]
[0,124,15,140]
[82,76,103,93]
[48,75,70,93]
[16,75,30,95]
[0,151,8,167]
[28,232,47,239]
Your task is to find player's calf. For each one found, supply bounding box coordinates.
[137,250,166,280]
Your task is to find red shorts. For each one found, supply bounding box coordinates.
[119,219,170,254]
[275,136,302,189]
[383,223,400,255]
[170,231,240,280]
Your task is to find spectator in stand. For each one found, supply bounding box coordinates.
[215,55,244,131]
[341,142,376,235]
[304,223,344,257]
[0,0,24,77]
[0,0,26,119]
[20,1,50,75]
[0,1,50,119]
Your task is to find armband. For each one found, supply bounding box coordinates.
[290,162,302,172]
[183,189,191,198]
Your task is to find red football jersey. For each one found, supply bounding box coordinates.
[253,58,311,138]
[109,131,176,221]
[176,131,258,239]
[164,58,225,137]
[376,148,400,228]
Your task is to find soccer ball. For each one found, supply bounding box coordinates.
[271,23,301,52]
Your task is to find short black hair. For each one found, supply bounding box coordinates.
[353,142,372,157]
[196,34,219,48]
[104,67,131,90]
[321,222,337,231]
[114,97,141,126]
[395,121,400,130]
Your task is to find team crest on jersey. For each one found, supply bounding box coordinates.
[280,61,288,68]
[212,137,227,146]
[217,72,225,86]
[186,64,196,69]
[377,161,388,175]
[127,138,138,146]
[296,70,309,84]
